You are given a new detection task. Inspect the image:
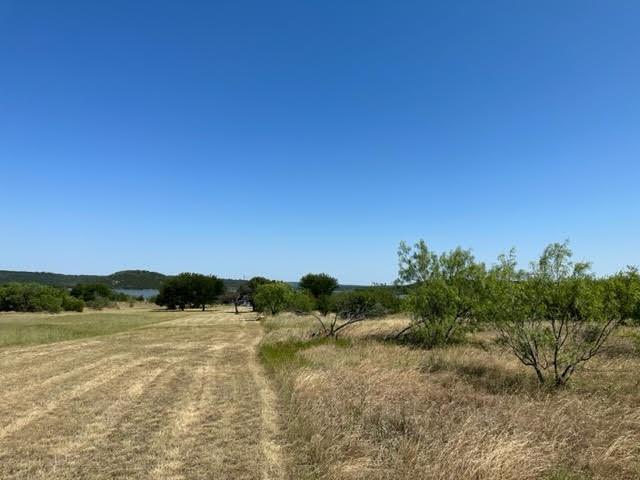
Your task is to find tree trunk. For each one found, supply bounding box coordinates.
[202,304,206,311]
[234,301,239,314]
[533,364,545,384]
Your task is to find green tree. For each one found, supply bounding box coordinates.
[224,284,251,314]
[156,273,224,311]
[246,276,272,311]
[192,274,225,311]
[396,240,486,346]
[485,241,638,386]
[70,283,114,302]
[253,282,292,315]
[288,290,316,313]
[299,273,338,315]
[309,289,389,338]
[299,273,338,298]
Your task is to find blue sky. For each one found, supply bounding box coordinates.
[1,1,639,284]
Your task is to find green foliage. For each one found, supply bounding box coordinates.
[0,269,167,289]
[247,276,271,291]
[0,283,83,313]
[86,296,115,310]
[397,241,486,346]
[254,282,293,315]
[610,266,640,324]
[61,295,85,312]
[107,270,168,289]
[246,276,273,311]
[332,289,391,319]
[315,294,331,315]
[69,283,123,310]
[299,273,338,299]
[288,290,316,313]
[71,283,115,302]
[156,273,225,311]
[259,337,351,372]
[485,241,635,386]
[0,269,248,293]
[309,287,400,338]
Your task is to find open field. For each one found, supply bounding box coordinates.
[0,307,283,479]
[2,307,639,479]
[0,307,175,347]
[261,313,640,480]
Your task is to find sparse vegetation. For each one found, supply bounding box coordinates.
[260,312,640,480]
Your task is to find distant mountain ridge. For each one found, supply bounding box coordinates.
[0,270,247,290]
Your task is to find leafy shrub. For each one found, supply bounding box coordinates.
[332,290,389,319]
[288,290,316,313]
[0,283,83,313]
[70,283,114,302]
[396,241,486,346]
[86,296,116,310]
[254,282,293,315]
[486,242,638,386]
[61,295,84,312]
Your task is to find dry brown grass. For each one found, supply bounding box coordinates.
[0,307,284,480]
[261,314,640,480]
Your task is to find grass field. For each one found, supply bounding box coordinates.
[0,307,283,479]
[260,313,640,480]
[0,308,177,347]
[2,308,638,479]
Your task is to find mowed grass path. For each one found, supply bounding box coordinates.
[0,308,283,480]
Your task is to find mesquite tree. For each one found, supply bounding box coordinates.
[396,240,486,346]
[485,242,638,386]
[299,273,338,315]
[253,282,293,315]
[311,290,387,338]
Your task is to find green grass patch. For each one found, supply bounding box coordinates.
[259,336,351,372]
[0,311,176,348]
[544,468,592,480]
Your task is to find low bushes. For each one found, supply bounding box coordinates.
[0,283,84,313]
[69,283,122,310]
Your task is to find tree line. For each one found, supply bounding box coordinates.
[3,239,638,388]
[208,239,640,387]
[394,239,640,386]
[0,282,145,313]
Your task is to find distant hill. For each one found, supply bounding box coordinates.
[0,269,369,292]
[0,270,248,291]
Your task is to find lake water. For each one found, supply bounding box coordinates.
[114,288,158,299]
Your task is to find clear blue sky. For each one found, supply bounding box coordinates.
[1,1,639,284]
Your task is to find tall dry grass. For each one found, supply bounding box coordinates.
[260,314,640,480]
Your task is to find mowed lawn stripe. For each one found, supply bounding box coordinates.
[0,308,285,480]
